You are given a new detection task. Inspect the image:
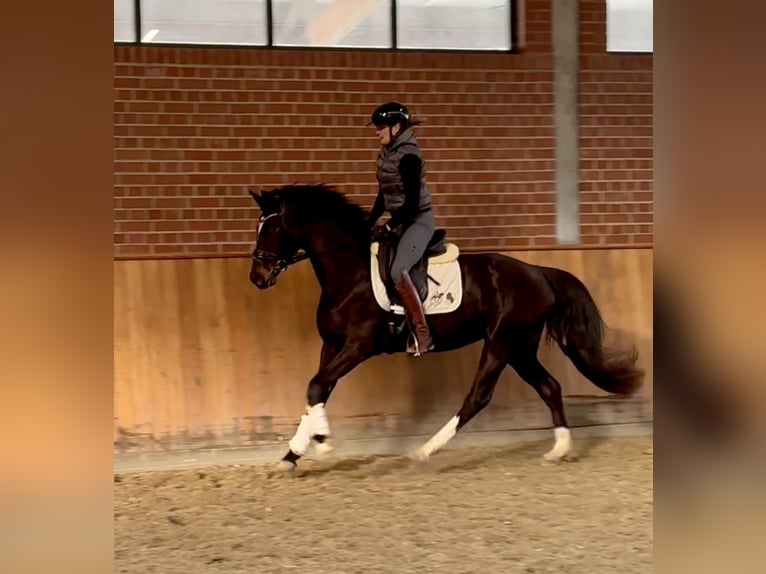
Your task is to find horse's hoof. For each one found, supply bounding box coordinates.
[407,448,429,463]
[542,451,577,463]
[314,440,334,456]
[276,459,297,472]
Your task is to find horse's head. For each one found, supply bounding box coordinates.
[248,189,306,289]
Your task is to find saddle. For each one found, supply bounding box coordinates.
[373,228,448,304]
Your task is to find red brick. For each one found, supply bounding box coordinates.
[187,220,220,231]
[153,221,186,232]
[118,221,151,232]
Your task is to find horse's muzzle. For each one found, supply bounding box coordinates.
[250,268,278,289]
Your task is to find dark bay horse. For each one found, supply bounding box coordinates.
[248,183,644,470]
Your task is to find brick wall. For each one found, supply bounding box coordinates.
[578,1,653,245]
[114,0,652,258]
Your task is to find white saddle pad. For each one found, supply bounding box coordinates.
[370,242,463,315]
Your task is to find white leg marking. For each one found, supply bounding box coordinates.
[411,415,460,461]
[543,426,572,461]
[287,413,312,456]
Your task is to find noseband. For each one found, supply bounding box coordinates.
[251,212,307,278]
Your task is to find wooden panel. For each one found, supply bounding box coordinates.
[114,248,653,455]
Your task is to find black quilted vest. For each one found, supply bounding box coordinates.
[375,127,431,213]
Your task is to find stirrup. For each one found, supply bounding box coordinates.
[407,332,433,356]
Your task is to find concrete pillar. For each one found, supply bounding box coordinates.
[552,0,580,244]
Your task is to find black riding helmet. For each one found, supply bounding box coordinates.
[367,101,410,128]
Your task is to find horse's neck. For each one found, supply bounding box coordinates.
[304,226,369,295]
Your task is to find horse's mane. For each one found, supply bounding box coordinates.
[266,183,371,243]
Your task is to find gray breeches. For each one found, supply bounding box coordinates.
[390,209,435,284]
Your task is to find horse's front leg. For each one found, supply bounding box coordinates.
[279,342,368,471]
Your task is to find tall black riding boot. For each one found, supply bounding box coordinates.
[394,270,435,356]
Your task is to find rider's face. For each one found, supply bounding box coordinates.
[374,123,400,145]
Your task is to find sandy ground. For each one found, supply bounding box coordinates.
[114,435,653,574]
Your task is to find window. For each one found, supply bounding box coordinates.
[114,0,136,42]
[139,0,268,45]
[272,0,392,48]
[396,0,511,51]
[606,0,653,52]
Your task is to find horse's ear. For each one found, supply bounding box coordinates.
[249,189,261,205]
[273,194,289,218]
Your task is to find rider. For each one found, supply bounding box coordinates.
[366,101,435,355]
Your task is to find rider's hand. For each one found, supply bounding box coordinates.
[371,224,390,242]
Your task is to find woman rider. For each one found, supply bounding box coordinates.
[366,101,436,355]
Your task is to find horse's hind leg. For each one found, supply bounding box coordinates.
[508,342,573,462]
[410,339,510,461]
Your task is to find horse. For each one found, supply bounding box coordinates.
[248,183,644,470]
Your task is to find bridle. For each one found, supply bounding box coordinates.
[251,212,308,279]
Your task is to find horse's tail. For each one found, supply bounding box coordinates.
[541,267,644,395]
